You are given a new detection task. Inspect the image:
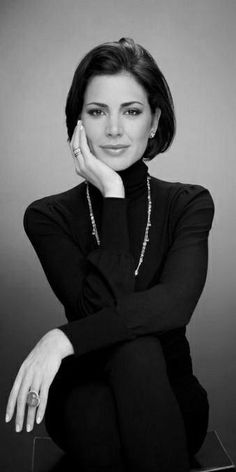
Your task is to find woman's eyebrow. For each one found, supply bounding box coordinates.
[85,101,144,107]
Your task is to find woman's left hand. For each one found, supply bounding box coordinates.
[70,120,125,198]
[5,329,67,433]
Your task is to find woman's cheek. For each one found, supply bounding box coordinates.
[136,125,150,143]
[133,120,150,141]
[87,137,95,154]
[87,137,100,158]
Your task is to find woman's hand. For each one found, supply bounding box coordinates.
[5,329,71,433]
[70,120,125,198]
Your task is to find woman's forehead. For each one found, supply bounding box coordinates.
[84,73,148,105]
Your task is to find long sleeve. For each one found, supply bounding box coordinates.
[115,186,215,335]
[23,192,138,355]
[84,198,136,313]
[24,181,215,357]
[23,196,136,320]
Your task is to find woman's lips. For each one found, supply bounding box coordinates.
[100,145,129,156]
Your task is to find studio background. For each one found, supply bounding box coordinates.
[1,0,235,470]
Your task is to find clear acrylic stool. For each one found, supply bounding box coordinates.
[31,430,235,472]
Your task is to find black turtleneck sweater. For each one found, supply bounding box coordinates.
[23,159,215,377]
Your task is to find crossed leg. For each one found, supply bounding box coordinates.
[45,336,208,471]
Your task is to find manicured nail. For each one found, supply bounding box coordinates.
[5,414,10,423]
[16,424,21,432]
[26,424,32,432]
[36,416,41,424]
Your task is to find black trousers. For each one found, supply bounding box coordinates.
[45,335,209,472]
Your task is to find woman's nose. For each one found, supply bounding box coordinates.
[105,116,123,137]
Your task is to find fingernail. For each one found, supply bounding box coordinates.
[36,416,41,424]
[77,119,81,126]
[16,424,21,432]
[26,424,32,432]
[5,414,10,423]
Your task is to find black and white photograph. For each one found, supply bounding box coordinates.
[1,1,235,471]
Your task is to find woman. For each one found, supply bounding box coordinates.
[5,38,215,472]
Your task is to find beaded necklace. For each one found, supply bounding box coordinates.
[85,175,152,276]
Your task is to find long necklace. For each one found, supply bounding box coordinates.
[85,175,152,276]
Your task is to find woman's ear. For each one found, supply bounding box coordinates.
[150,108,161,138]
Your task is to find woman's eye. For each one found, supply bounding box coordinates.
[87,109,104,116]
[125,109,142,116]
[87,108,142,117]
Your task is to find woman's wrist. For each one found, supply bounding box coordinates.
[49,328,75,359]
[102,177,125,198]
[104,190,125,198]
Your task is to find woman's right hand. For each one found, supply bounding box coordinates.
[5,330,64,433]
[70,120,125,198]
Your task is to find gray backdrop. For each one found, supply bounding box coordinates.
[1,0,235,470]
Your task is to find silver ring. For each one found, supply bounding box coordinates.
[26,389,40,408]
[73,147,82,158]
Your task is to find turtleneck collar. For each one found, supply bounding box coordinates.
[116,158,149,198]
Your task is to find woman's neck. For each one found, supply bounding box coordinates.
[116,159,149,198]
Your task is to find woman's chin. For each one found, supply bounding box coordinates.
[97,153,142,172]
[105,161,131,172]
[97,155,127,171]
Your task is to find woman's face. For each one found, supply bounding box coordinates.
[81,72,160,171]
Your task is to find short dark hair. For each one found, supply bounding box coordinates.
[65,37,176,160]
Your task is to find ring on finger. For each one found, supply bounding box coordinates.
[73,147,82,158]
[26,389,40,408]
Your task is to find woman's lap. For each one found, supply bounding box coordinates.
[45,336,209,469]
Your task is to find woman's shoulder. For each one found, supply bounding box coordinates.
[23,182,87,234]
[151,175,215,210]
[25,182,86,213]
[151,176,215,234]
[151,174,213,194]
